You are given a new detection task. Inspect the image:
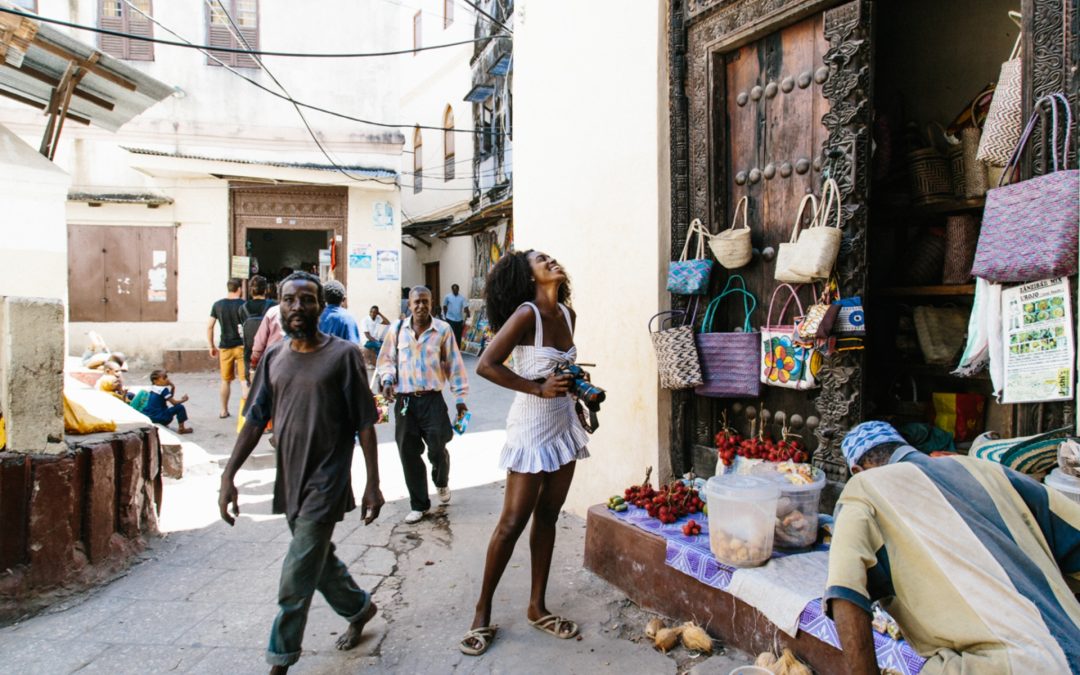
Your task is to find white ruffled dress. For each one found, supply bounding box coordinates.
[498,302,591,473]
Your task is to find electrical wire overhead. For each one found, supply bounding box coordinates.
[0,6,506,57]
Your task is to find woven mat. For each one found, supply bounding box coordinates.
[612,506,926,675]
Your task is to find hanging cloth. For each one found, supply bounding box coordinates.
[953,278,1004,399]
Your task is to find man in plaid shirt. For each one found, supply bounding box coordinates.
[377,286,469,524]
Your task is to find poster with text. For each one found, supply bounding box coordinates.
[376,249,400,281]
[1002,277,1075,403]
[230,255,251,280]
[373,201,394,229]
[349,243,373,269]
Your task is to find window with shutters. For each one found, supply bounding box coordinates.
[206,0,259,68]
[413,127,423,193]
[413,11,421,54]
[444,0,453,28]
[443,106,455,181]
[98,0,154,61]
[67,224,178,323]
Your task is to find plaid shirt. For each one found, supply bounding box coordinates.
[376,318,468,404]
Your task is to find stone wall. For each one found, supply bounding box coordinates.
[0,427,161,622]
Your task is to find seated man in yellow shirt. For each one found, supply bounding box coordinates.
[827,421,1080,675]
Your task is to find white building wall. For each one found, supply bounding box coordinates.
[514,1,671,516]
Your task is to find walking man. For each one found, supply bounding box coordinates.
[362,305,391,369]
[218,272,385,674]
[208,278,246,418]
[318,280,361,344]
[442,283,471,347]
[377,286,468,524]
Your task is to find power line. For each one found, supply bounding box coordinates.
[0,6,506,57]
[460,0,513,35]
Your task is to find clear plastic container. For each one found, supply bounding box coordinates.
[1045,468,1080,506]
[704,474,780,568]
[751,460,825,550]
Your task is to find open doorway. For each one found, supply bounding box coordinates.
[425,261,441,317]
[247,228,331,292]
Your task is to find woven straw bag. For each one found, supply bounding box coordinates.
[913,306,969,365]
[649,309,704,390]
[960,127,989,197]
[942,214,978,284]
[791,178,842,280]
[710,196,753,270]
[971,93,1079,283]
[667,219,714,295]
[977,30,1023,166]
[694,275,761,398]
[775,193,817,284]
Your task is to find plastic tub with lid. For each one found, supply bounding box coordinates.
[752,463,827,549]
[1045,468,1080,505]
[704,474,780,568]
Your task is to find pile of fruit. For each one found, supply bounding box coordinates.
[681,519,702,537]
[615,468,704,525]
[606,495,628,512]
[715,425,810,467]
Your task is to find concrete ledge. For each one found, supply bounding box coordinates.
[584,505,841,672]
[163,348,217,373]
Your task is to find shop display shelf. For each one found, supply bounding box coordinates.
[906,196,986,217]
[878,285,976,297]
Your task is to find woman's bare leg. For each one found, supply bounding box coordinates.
[469,471,545,633]
[527,461,576,624]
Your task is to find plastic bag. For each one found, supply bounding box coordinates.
[63,394,117,434]
[1059,439,1080,478]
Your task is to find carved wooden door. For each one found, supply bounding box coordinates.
[677,0,873,482]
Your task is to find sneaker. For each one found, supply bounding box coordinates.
[404,510,426,524]
[437,487,451,504]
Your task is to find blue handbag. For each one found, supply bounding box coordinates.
[667,219,714,295]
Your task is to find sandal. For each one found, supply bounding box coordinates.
[219,412,230,419]
[459,626,497,656]
[529,614,579,639]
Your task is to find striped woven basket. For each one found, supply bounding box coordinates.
[970,427,1073,478]
[650,310,704,390]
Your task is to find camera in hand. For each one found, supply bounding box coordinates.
[554,363,605,432]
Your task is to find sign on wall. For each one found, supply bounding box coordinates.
[376,249,400,281]
[373,202,394,229]
[230,255,251,280]
[350,243,373,269]
[1002,277,1075,403]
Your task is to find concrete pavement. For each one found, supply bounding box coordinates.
[0,355,751,673]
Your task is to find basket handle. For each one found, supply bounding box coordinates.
[766,283,806,327]
[789,193,819,243]
[1000,93,1073,185]
[679,219,709,261]
[816,178,843,229]
[701,275,757,333]
[729,196,750,232]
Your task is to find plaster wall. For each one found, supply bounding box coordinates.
[0,296,66,454]
[514,1,670,515]
[344,187,404,330]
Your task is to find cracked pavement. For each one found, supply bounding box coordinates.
[0,357,751,673]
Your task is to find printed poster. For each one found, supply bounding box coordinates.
[376,249,400,281]
[373,201,394,229]
[1002,277,1075,403]
[349,243,373,269]
[147,249,167,302]
[230,255,251,280]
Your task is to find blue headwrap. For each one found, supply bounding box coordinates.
[842,421,906,468]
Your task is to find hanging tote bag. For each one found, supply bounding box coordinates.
[667,219,714,295]
[710,196,753,270]
[971,93,1079,283]
[775,193,817,283]
[790,178,843,280]
[977,24,1023,166]
[695,275,762,398]
[760,284,822,390]
[649,309,704,390]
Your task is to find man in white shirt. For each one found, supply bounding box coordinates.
[361,305,390,368]
[442,284,471,348]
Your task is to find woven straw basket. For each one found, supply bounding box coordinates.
[649,310,703,390]
[710,196,753,269]
[790,178,842,280]
[695,275,761,398]
[775,193,817,284]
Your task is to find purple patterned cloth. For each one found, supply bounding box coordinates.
[612,506,925,674]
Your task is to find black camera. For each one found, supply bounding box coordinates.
[554,364,605,432]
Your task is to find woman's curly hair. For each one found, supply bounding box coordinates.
[485,250,572,331]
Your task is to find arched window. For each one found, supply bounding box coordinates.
[443,105,455,181]
[413,126,423,193]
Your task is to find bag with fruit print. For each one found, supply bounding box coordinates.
[760,284,822,391]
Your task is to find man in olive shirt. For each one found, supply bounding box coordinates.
[218,272,385,674]
[208,278,246,418]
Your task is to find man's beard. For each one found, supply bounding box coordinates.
[282,314,317,340]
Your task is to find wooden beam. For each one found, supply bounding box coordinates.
[410,234,433,248]
[3,61,115,110]
[0,87,89,124]
[402,241,417,251]
[31,38,136,91]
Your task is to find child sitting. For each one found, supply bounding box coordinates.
[141,370,193,434]
[96,361,131,402]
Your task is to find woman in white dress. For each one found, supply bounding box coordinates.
[460,250,590,656]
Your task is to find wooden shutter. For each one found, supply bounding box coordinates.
[125,0,155,62]
[444,106,455,181]
[207,0,258,68]
[68,225,178,322]
[98,0,127,58]
[68,225,107,322]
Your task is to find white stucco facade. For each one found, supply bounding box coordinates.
[0,0,405,360]
[514,1,671,516]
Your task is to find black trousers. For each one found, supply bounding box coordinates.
[394,394,453,511]
[447,319,465,347]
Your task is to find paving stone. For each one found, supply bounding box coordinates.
[0,596,134,640]
[96,561,227,603]
[0,636,107,674]
[188,567,281,604]
[203,540,287,570]
[181,646,267,675]
[77,644,211,674]
[355,545,397,577]
[173,602,277,649]
[89,599,217,645]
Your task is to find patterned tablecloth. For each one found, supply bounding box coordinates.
[612,505,926,675]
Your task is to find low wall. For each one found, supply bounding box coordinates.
[0,427,162,622]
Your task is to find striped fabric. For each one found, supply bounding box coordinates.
[376,317,468,404]
[825,449,1080,674]
[500,303,589,473]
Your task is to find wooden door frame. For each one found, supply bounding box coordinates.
[424,261,441,316]
[229,183,348,286]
